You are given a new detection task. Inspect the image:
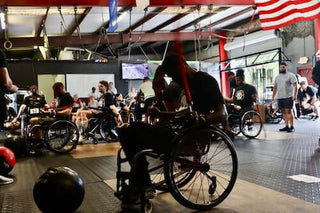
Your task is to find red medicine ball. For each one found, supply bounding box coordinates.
[0,146,16,175]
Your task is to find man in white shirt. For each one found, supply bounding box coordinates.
[136,77,155,121]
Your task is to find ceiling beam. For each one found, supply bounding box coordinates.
[0,0,255,7]
[123,7,166,33]
[0,32,220,48]
[202,6,255,29]
[68,7,91,35]
[115,7,166,51]
[35,7,49,37]
[95,6,132,34]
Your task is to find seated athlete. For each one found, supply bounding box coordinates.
[224,69,258,114]
[26,82,75,143]
[75,80,121,131]
[8,85,49,136]
[118,52,227,204]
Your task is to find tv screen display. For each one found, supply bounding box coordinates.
[122,63,149,80]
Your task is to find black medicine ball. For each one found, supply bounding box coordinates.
[33,167,85,213]
[3,136,27,157]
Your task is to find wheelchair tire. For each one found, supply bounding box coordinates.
[241,110,262,139]
[99,119,118,142]
[27,124,48,149]
[45,120,79,153]
[164,127,238,211]
[269,109,283,124]
[128,112,135,124]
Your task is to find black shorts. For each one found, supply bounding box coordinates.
[278,97,293,109]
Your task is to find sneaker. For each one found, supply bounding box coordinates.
[0,175,14,185]
[313,115,319,121]
[287,126,295,132]
[279,126,289,131]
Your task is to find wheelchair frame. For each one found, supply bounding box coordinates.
[228,108,263,139]
[115,124,238,212]
[22,114,79,154]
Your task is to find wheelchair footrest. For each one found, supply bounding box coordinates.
[116,171,131,180]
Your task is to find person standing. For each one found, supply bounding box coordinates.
[136,77,155,122]
[271,62,297,132]
[108,82,117,96]
[0,50,18,129]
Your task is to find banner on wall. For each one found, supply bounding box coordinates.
[108,0,118,33]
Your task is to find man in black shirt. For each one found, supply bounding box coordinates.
[0,50,18,128]
[118,53,227,204]
[225,69,257,113]
[8,85,48,135]
[297,81,319,120]
[75,80,121,123]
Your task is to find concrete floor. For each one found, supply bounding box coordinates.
[0,118,320,212]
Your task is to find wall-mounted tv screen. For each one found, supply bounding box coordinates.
[122,63,149,80]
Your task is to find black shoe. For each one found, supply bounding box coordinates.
[287,127,295,132]
[279,126,289,131]
[118,186,141,205]
[313,115,319,121]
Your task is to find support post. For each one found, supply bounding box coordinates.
[218,30,229,97]
[314,17,320,60]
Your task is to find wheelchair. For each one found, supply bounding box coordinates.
[22,113,79,154]
[115,110,238,212]
[79,108,119,144]
[265,102,283,124]
[227,105,263,139]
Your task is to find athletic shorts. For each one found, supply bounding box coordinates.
[277,97,293,109]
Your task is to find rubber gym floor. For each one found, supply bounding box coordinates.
[0,118,320,213]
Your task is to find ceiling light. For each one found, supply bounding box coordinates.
[7,7,86,15]
[297,56,308,64]
[0,12,5,30]
[162,7,219,14]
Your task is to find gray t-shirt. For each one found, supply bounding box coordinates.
[274,72,297,99]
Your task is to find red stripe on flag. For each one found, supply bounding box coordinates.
[258,1,320,15]
[256,0,314,8]
[261,14,320,30]
[255,0,320,30]
[260,4,320,22]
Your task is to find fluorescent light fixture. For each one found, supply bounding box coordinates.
[298,56,308,64]
[0,12,5,30]
[224,30,278,51]
[7,7,86,15]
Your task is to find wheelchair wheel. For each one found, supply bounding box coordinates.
[45,120,79,153]
[164,127,238,211]
[27,124,47,150]
[99,119,118,142]
[269,109,283,124]
[241,110,262,138]
[128,112,135,123]
[228,114,241,136]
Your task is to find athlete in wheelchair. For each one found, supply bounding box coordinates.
[115,53,237,212]
[10,83,79,154]
[224,69,262,138]
[75,80,121,143]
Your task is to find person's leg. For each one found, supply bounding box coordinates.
[278,98,289,131]
[284,108,294,126]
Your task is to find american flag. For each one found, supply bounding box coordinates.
[255,0,320,30]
